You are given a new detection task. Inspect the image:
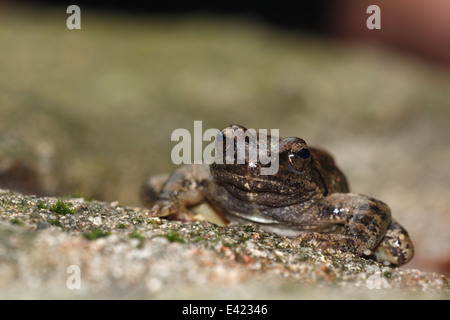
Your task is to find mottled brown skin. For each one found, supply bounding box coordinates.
[143,125,414,266]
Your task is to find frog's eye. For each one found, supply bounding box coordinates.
[215,130,235,157]
[296,148,310,159]
[288,147,311,173]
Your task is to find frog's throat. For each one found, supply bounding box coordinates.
[224,212,305,237]
[225,208,280,225]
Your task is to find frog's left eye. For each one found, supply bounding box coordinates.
[288,147,311,173]
[296,148,310,159]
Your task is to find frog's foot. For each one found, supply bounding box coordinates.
[293,194,395,261]
[145,201,177,217]
[372,219,414,266]
[144,200,199,222]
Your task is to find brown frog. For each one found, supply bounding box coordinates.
[142,124,414,266]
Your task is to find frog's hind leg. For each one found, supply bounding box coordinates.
[372,219,414,266]
[294,193,392,260]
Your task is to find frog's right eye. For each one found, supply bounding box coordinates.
[215,130,234,156]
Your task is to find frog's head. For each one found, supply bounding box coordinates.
[210,125,328,207]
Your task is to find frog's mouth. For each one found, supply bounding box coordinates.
[214,172,305,207]
[212,169,283,192]
[212,167,318,203]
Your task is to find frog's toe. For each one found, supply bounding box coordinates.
[145,202,176,217]
[373,220,414,266]
[145,201,199,222]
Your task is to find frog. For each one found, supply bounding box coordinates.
[142,124,414,266]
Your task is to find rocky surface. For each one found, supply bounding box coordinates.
[0,189,447,299]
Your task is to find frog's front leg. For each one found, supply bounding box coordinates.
[295,193,391,259]
[141,164,210,220]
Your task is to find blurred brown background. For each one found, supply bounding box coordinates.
[328,0,450,67]
[0,1,449,276]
